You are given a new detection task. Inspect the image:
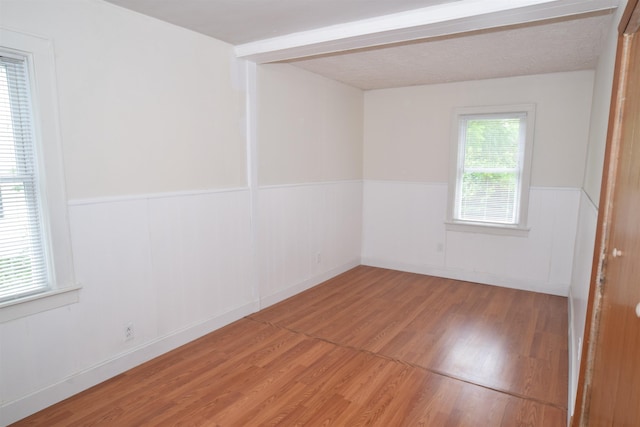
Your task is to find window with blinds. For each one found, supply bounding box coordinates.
[455,113,526,225]
[447,104,535,234]
[0,53,50,303]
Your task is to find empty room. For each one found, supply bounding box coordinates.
[1,0,638,425]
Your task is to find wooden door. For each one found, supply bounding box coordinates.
[573,2,640,425]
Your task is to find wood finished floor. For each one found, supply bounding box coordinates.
[13,266,568,426]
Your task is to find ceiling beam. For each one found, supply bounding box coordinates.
[235,0,619,63]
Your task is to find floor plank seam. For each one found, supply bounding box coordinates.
[246,315,568,412]
[14,268,569,425]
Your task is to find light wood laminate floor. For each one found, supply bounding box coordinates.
[13,266,568,426]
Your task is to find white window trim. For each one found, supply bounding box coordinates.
[446,103,535,237]
[0,28,79,322]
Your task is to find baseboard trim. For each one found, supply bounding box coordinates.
[361,257,569,297]
[259,259,361,309]
[1,301,259,426]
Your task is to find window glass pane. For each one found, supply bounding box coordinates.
[464,118,520,169]
[0,54,49,302]
[457,115,523,225]
[460,171,517,223]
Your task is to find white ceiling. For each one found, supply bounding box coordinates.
[104,0,619,89]
[289,13,614,89]
[104,0,461,45]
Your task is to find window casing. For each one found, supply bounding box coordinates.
[447,104,535,236]
[0,29,78,322]
[0,53,50,302]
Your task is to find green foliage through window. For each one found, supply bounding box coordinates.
[457,114,524,224]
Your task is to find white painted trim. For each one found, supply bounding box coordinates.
[67,182,366,206]
[0,285,81,323]
[0,28,77,309]
[0,301,259,426]
[361,257,569,296]
[363,179,580,192]
[258,179,362,190]
[531,185,586,192]
[235,0,618,63]
[67,187,250,206]
[445,221,531,237]
[259,259,361,309]
[246,60,260,305]
[447,104,536,231]
[363,179,448,187]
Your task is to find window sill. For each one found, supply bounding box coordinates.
[0,285,81,323]
[445,221,530,237]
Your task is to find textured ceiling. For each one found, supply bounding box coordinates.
[103,0,617,90]
[104,0,459,45]
[289,13,614,89]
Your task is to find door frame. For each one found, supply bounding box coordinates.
[572,0,640,425]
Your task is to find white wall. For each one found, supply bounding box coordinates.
[567,1,626,417]
[256,64,364,306]
[0,0,618,424]
[362,71,594,296]
[582,13,622,206]
[364,72,594,187]
[258,63,363,185]
[568,190,599,415]
[1,0,248,200]
[0,1,253,423]
[5,189,256,411]
[362,182,580,296]
[258,181,362,307]
[0,2,363,424]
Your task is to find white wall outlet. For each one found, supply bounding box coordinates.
[315,252,321,264]
[124,323,134,342]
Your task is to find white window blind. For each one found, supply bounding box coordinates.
[455,113,526,225]
[0,53,50,303]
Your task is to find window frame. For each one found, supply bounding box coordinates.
[446,104,536,236]
[0,29,79,323]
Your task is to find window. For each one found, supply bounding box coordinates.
[447,104,535,235]
[0,53,49,302]
[0,29,78,322]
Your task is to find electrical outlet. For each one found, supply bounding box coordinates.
[124,323,134,342]
[315,252,321,264]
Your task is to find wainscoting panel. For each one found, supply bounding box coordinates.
[568,190,598,416]
[362,180,448,269]
[362,180,581,296]
[257,181,363,307]
[147,191,254,336]
[1,189,256,424]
